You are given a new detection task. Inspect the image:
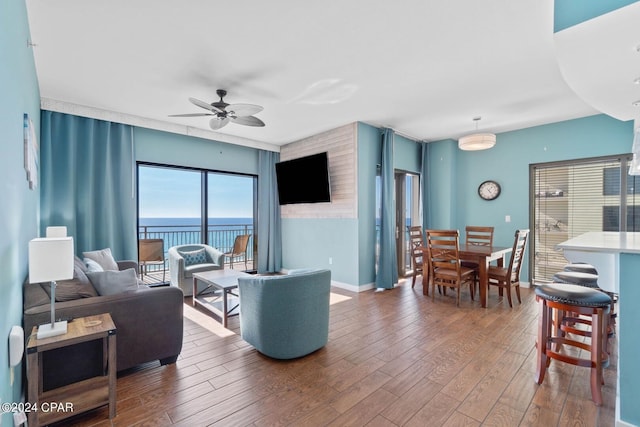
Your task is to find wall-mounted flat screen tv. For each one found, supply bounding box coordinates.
[275,152,331,205]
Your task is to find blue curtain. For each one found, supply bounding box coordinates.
[40,111,136,260]
[257,149,282,273]
[376,128,398,289]
[421,142,432,231]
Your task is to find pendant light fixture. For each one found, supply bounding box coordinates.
[458,117,496,151]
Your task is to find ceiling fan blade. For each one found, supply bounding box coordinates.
[227,103,263,117]
[231,115,266,127]
[209,117,230,130]
[168,113,214,117]
[189,97,224,113]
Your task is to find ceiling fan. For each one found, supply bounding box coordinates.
[169,89,265,130]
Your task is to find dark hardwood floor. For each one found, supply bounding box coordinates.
[54,280,617,427]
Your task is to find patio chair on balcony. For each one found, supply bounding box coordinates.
[224,234,251,269]
[138,238,166,284]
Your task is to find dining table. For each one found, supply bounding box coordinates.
[421,243,512,308]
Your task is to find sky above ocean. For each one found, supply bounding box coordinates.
[138,165,254,218]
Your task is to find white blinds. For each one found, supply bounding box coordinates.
[532,155,639,282]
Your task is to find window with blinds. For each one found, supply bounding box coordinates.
[530,155,639,282]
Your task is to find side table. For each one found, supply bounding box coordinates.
[26,313,117,426]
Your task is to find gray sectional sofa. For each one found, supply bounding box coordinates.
[24,258,183,389]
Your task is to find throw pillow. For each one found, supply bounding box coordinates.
[179,248,208,266]
[41,264,99,301]
[84,258,104,273]
[42,279,98,301]
[86,268,140,296]
[83,248,119,271]
[74,256,88,273]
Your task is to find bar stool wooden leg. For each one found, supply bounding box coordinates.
[590,309,604,405]
[535,296,551,384]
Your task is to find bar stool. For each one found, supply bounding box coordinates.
[554,269,617,336]
[552,270,599,288]
[563,262,598,275]
[535,283,611,405]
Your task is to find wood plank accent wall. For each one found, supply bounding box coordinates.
[280,123,357,219]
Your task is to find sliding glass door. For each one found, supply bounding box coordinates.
[396,172,421,277]
[137,163,257,272]
[207,173,256,268]
[138,166,204,244]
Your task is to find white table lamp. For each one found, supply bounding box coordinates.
[29,234,74,339]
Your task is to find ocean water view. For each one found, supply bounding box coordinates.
[140,217,253,228]
[138,217,254,256]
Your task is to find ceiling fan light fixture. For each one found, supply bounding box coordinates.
[458,117,496,151]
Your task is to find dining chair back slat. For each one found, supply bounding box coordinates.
[465,226,494,246]
[426,229,476,307]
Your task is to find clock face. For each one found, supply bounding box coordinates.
[478,180,501,201]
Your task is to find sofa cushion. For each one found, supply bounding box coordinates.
[83,248,119,271]
[179,248,208,266]
[87,268,140,296]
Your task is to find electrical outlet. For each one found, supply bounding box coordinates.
[328,257,333,265]
[505,215,511,223]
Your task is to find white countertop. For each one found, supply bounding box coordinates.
[557,232,640,254]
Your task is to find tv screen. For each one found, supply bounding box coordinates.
[275,152,331,205]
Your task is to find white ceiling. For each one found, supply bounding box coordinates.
[25,0,635,150]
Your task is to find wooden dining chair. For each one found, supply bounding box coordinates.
[408,226,424,288]
[465,226,494,247]
[487,229,529,307]
[425,229,476,306]
[461,225,494,291]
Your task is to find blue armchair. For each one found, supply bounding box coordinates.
[237,269,331,359]
[168,244,224,296]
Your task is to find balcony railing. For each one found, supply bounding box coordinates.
[138,223,255,277]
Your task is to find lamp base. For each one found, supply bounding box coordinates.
[36,320,68,339]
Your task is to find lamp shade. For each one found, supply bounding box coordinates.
[45,226,68,238]
[28,237,74,284]
[458,133,496,151]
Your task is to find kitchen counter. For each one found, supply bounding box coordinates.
[557,232,640,426]
[557,231,640,254]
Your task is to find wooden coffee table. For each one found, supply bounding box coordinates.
[192,269,250,327]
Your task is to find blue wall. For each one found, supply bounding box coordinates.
[429,114,633,281]
[134,127,260,175]
[554,0,638,32]
[0,0,41,422]
[282,218,360,285]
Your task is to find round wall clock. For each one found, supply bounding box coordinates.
[478,180,501,201]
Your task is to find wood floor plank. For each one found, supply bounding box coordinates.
[47,282,617,427]
[380,376,443,426]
